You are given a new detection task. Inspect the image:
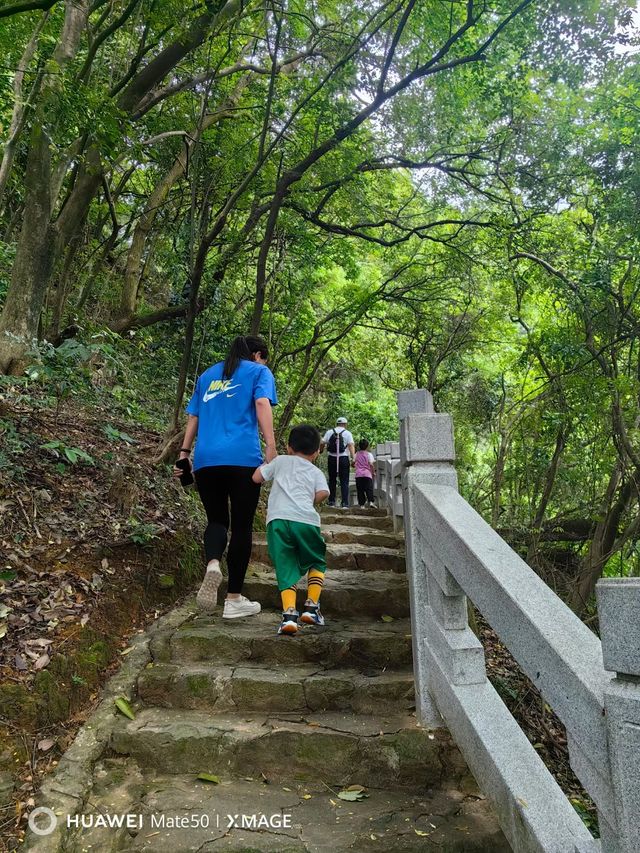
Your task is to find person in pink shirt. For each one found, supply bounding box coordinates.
[354,439,376,508]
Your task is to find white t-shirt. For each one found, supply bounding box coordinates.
[260,455,329,527]
[322,427,354,457]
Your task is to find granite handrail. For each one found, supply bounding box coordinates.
[375,390,640,853]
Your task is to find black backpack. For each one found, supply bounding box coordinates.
[328,428,345,455]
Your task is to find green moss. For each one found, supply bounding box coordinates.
[33,669,71,723]
[185,674,210,697]
[0,684,38,726]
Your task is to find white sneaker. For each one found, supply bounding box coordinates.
[223,595,261,619]
[196,564,223,612]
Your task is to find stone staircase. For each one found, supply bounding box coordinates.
[66,507,509,852]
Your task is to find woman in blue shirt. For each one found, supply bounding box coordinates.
[176,335,277,618]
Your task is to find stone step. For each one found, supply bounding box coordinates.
[164,612,413,671]
[251,537,405,573]
[110,708,463,789]
[138,662,415,715]
[239,565,410,617]
[72,759,509,852]
[322,505,388,519]
[322,512,393,530]
[324,524,402,549]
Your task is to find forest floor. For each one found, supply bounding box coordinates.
[0,381,595,849]
[0,381,202,850]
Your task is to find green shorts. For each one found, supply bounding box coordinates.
[266,519,327,590]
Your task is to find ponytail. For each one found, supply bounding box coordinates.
[222,334,269,379]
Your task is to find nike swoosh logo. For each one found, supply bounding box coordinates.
[226,393,236,398]
[203,383,240,402]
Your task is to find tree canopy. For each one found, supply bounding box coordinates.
[0,0,639,613]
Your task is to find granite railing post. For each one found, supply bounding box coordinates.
[398,392,461,726]
[596,578,640,853]
[375,442,391,504]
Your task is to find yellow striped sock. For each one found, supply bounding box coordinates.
[281,587,297,611]
[307,570,324,604]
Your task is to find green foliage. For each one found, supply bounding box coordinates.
[127,517,160,546]
[40,440,95,466]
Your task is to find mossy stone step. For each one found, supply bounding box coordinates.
[110,708,463,788]
[239,566,410,617]
[69,759,509,852]
[138,662,415,715]
[323,524,403,549]
[165,612,413,670]
[322,510,392,529]
[321,505,389,518]
[251,538,405,573]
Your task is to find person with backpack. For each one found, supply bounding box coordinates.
[320,416,355,508]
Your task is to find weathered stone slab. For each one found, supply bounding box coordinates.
[324,525,402,548]
[603,678,640,851]
[427,650,594,852]
[596,578,640,676]
[321,512,393,530]
[415,483,613,787]
[169,614,414,671]
[424,612,486,686]
[398,388,434,419]
[242,567,411,618]
[401,414,455,464]
[110,708,450,787]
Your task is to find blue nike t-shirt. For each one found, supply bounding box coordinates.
[186,360,277,470]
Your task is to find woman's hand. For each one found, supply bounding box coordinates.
[173,451,191,479]
[265,442,277,463]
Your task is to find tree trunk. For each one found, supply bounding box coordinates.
[0,0,89,374]
[0,123,54,373]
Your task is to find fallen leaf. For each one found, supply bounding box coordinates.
[114,697,135,720]
[0,624,7,639]
[338,789,369,802]
[0,604,11,618]
[101,558,109,571]
[302,794,312,800]
[34,653,50,670]
[197,773,220,784]
[38,739,55,752]
[414,829,431,837]
[120,646,134,656]
[381,615,394,623]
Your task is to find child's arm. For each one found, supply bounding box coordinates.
[314,489,330,504]
[253,458,276,484]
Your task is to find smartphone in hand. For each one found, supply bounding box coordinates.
[175,458,194,487]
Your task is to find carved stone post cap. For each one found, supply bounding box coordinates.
[400,413,455,464]
[596,578,640,676]
[397,389,434,419]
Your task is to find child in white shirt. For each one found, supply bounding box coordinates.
[252,424,329,635]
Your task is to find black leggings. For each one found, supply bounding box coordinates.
[194,466,261,594]
[356,476,374,506]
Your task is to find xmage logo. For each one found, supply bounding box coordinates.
[226,814,292,829]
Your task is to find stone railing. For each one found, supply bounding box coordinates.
[376,390,640,853]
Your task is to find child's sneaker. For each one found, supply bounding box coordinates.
[278,609,299,635]
[299,602,325,626]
